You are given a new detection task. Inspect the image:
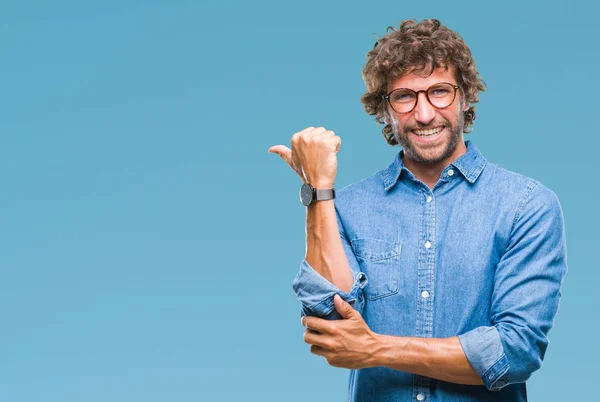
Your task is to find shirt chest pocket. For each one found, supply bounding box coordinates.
[350,238,402,300]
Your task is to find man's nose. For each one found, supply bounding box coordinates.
[413,92,435,125]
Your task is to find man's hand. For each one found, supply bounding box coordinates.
[268,126,341,188]
[301,294,381,369]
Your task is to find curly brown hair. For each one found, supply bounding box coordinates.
[361,19,486,146]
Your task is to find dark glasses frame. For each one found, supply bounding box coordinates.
[383,82,460,115]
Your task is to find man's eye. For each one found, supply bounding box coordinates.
[392,93,414,102]
[429,86,452,97]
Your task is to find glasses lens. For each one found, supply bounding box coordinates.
[427,83,455,109]
[388,89,417,113]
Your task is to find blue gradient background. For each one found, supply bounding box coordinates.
[1,1,596,401]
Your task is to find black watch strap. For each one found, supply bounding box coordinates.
[314,188,336,201]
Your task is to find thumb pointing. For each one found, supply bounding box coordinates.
[268,145,292,167]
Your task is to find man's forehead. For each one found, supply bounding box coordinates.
[389,65,456,90]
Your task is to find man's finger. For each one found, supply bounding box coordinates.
[268,145,293,166]
[302,316,334,334]
[311,126,327,136]
[334,294,355,319]
[303,329,329,347]
[309,344,327,356]
[333,137,342,152]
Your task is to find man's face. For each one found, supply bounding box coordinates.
[386,66,469,165]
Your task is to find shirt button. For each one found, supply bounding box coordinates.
[416,394,425,401]
[421,290,429,298]
[495,378,508,387]
[424,241,432,249]
[447,169,454,176]
[426,196,432,203]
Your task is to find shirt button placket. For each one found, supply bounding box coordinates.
[415,190,435,402]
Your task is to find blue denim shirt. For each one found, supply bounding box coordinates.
[292,141,567,402]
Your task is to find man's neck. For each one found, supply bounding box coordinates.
[403,141,467,189]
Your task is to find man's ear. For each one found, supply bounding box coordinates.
[462,103,470,112]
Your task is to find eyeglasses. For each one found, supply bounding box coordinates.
[383,82,460,114]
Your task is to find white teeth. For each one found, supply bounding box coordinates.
[414,126,444,136]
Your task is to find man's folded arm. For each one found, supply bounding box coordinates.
[292,200,367,319]
[457,182,568,391]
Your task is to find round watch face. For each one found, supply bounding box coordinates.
[300,183,314,206]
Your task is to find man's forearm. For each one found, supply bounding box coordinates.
[305,200,354,293]
[373,335,483,386]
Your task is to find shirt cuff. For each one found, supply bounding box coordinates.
[458,326,510,391]
[292,259,368,318]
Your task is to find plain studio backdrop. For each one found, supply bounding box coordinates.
[1,1,596,401]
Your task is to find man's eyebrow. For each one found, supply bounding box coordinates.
[389,82,459,91]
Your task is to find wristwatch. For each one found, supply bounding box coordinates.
[299,183,336,206]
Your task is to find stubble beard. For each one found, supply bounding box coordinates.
[391,111,464,165]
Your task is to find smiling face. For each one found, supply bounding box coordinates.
[386,66,469,166]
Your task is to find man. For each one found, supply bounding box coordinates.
[268,19,567,401]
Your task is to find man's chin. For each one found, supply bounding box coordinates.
[407,150,448,165]
[403,139,456,165]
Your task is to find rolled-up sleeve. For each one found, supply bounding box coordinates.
[291,207,368,319]
[458,182,567,391]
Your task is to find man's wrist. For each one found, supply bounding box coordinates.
[368,333,392,368]
[306,199,335,211]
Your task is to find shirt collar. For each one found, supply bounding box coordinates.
[381,140,487,191]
